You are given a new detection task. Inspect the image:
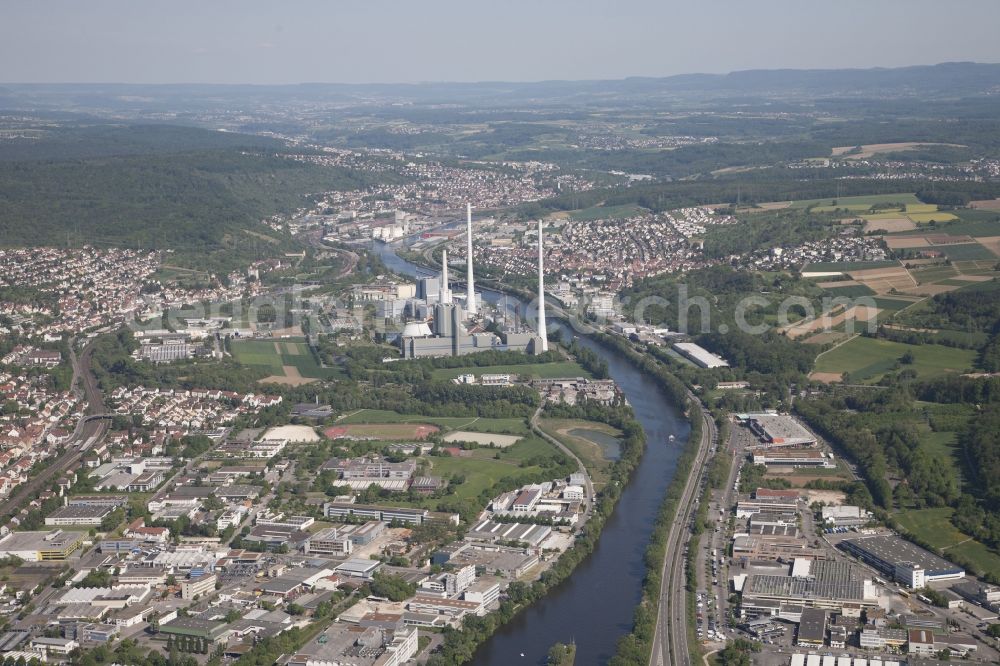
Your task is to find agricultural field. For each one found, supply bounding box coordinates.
[938,243,998,261]
[907,211,958,223]
[803,260,899,273]
[231,337,341,384]
[782,304,880,340]
[831,143,962,160]
[932,218,1000,237]
[812,336,977,383]
[792,192,921,211]
[821,283,877,298]
[956,279,1000,293]
[862,217,915,234]
[430,361,590,381]
[871,297,921,312]
[845,265,916,295]
[910,264,959,284]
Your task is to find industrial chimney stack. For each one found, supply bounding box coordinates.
[439,249,452,305]
[537,219,548,352]
[466,203,476,316]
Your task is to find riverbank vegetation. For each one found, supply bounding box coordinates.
[425,399,648,664]
[610,404,703,664]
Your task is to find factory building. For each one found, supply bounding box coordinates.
[738,413,817,448]
[180,574,217,600]
[673,342,729,368]
[752,449,835,468]
[740,559,878,618]
[796,608,827,647]
[839,535,965,588]
[0,530,83,561]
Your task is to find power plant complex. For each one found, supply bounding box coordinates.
[398,206,548,359]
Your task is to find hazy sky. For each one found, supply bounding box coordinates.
[3,0,1000,84]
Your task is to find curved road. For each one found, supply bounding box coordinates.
[530,406,595,515]
[651,394,717,666]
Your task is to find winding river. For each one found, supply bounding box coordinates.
[373,240,689,665]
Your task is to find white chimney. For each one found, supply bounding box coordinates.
[466,203,476,316]
[537,219,548,352]
[439,249,452,305]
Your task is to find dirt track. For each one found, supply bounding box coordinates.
[259,365,316,386]
[783,305,880,339]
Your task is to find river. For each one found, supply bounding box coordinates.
[372,240,689,665]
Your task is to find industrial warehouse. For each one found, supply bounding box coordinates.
[672,342,729,368]
[737,558,878,618]
[788,656,905,666]
[838,535,966,588]
[751,449,835,468]
[738,412,817,448]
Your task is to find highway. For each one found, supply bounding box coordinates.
[0,337,108,520]
[651,393,718,666]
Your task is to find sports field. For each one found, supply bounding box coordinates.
[231,337,340,383]
[335,409,529,434]
[442,431,522,447]
[430,361,590,381]
[813,336,977,382]
[323,423,439,440]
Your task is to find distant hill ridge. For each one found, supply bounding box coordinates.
[3,62,1000,105]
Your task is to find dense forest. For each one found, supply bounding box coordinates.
[953,406,1000,551]
[519,175,1000,219]
[0,123,401,272]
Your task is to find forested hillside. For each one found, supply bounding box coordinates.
[0,124,397,271]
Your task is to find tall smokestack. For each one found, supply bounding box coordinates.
[537,219,548,352]
[466,203,476,316]
[439,249,452,305]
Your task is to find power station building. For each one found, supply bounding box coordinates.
[398,207,548,359]
[399,302,544,359]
